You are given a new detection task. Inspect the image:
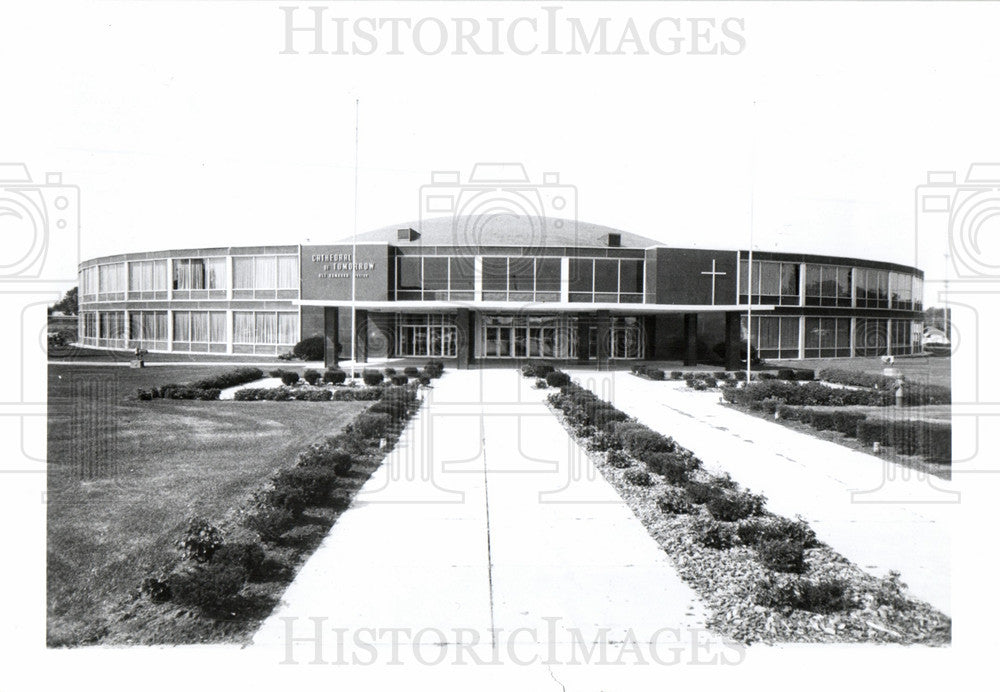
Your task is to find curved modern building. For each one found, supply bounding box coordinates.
[77,215,925,368]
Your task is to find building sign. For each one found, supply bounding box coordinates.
[310,252,376,279]
[301,244,390,301]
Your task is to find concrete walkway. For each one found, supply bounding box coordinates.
[253,370,716,667]
[568,370,953,614]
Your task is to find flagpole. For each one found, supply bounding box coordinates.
[746,100,756,385]
[350,98,359,379]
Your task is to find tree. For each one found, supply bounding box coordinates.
[50,287,78,315]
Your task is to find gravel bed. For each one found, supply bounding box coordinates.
[546,401,952,646]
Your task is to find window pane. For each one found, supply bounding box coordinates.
[255,257,276,289]
[593,259,618,292]
[780,263,799,297]
[620,260,643,294]
[278,313,298,344]
[568,258,593,293]
[804,317,821,349]
[256,313,277,344]
[397,256,421,290]
[449,257,474,290]
[210,312,226,343]
[234,258,254,289]
[277,256,298,289]
[234,312,253,342]
[423,257,449,290]
[805,264,822,296]
[758,317,780,349]
[780,317,799,349]
[758,262,780,295]
[482,257,507,291]
[173,312,190,341]
[508,257,534,292]
[535,258,561,292]
[739,260,749,295]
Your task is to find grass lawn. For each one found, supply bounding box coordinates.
[47,364,368,646]
[790,355,951,389]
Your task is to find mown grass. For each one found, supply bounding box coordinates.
[47,365,367,646]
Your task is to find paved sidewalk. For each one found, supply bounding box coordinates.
[253,369,715,666]
[569,370,953,614]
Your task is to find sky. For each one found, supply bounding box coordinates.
[3,1,1000,297]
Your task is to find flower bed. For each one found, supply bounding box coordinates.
[536,369,950,645]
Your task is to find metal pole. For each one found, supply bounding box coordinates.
[350,98,359,379]
[746,100,756,385]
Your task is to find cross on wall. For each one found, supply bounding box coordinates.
[701,259,727,305]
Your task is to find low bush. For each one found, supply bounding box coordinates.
[522,363,555,378]
[175,517,224,563]
[168,562,246,611]
[390,374,408,386]
[545,371,571,388]
[261,483,309,518]
[140,576,172,603]
[303,369,322,386]
[273,466,339,505]
[323,369,347,385]
[418,375,431,386]
[332,387,383,401]
[856,419,951,462]
[383,367,396,376]
[684,480,725,505]
[706,491,765,522]
[424,360,445,378]
[152,387,221,400]
[817,368,895,390]
[753,575,855,614]
[806,409,867,436]
[618,426,674,457]
[756,537,807,573]
[691,517,737,549]
[606,450,633,469]
[670,371,683,380]
[647,369,666,381]
[644,451,690,484]
[188,367,264,390]
[212,541,266,577]
[656,487,696,515]
[354,411,392,439]
[292,335,325,361]
[241,506,295,543]
[233,387,332,401]
[710,472,740,491]
[403,366,420,377]
[535,378,548,389]
[736,516,817,548]
[280,371,300,386]
[362,370,384,386]
[623,468,653,486]
[723,380,891,409]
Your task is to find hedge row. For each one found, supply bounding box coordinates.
[234,384,408,402]
[137,387,221,401]
[856,418,951,463]
[137,366,266,400]
[723,380,893,409]
[143,386,422,611]
[817,368,896,390]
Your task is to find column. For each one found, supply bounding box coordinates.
[166,309,174,352]
[355,309,368,363]
[456,308,474,369]
[576,315,591,363]
[560,256,570,303]
[643,314,656,360]
[595,310,611,368]
[683,313,698,366]
[324,306,340,368]
[724,311,741,371]
[226,309,234,354]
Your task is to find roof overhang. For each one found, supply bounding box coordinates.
[294,299,775,313]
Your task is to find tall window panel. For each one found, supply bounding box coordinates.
[173,257,227,297]
[80,266,99,299]
[97,263,126,300]
[855,318,888,356]
[567,257,644,304]
[233,311,298,354]
[129,311,168,350]
[740,260,800,305]
[856,269,889,309]
[128,260,168,298]
[232,255,299,298]
[804,317,852,357]
[804,264,851,307]
[742,315,800,359]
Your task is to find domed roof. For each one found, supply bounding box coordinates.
[349,214,658,249]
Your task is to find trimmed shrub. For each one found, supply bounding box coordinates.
[354,411,392,439]
[817,368,895,390]
[756,537,807,573]
[241,506,295,543]
[424,360,445,378]
[303,369,322,385]
[534,378,549,389]
[332,387,383,401]
[684,480,725,505]
[403,366,419,377]
[647,368,666,381]
[736,516,817,548]
[606,450,633,469]
[545,371,571,388]
[644,452,690,484]
[323,369,347,385]
[390,374,408,386]
[418,375,431,386]
[362,370,383,386]
[618,426,674,457]
[292,335,325,361]
[723,380,891,409]
[273,466,339,505]
[657,487,696,515]
[175,517,224,563]
[213,541,266,576]
[280,371,300,386]
[691,517,736,549]
[188,367,264,390]
[753,575,855,614]
[155,387,221,400]
[522,363,555,378]
[262,483,309,518]
[856,418,951,462]
[383,367,397,376]
[168,562,246,610]
[706,491,766,522]
[623,468,653,486]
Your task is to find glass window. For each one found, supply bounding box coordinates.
[210,312,227,343]
[449,257,474,290]
[173,312,191,341]
[535,258,561,292]
[256,313,277,344]
[780,263,798,298]
[277,256,297,289]
[805,264,822,299]
[234,312,254,343]
[278,313,298,344]
[397,256,421,290]
[837,267,851,300]
[255,257,277,289]
[482,257,507,291]
[758,261,781,296]
[568,258,593,293]
[423,257,449,291]
[593,259,618,292]
[508,257,534,292]
[620,260,644,294]
[234,257,254,289]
